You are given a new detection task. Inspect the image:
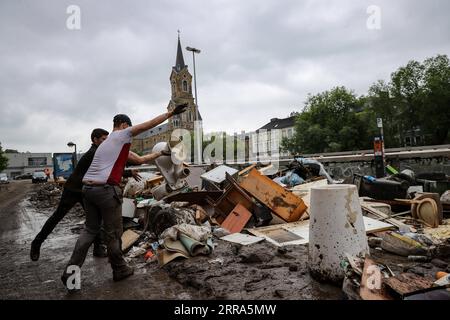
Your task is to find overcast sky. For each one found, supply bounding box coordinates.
[0,0,449,153]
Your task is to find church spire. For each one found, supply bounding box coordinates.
[174,31,186,72]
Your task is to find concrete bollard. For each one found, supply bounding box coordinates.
[308,184,369,284]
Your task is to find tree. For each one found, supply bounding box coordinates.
[367,54,450,145]
[0,143,9,172]
[283,87,372,154]
[422,55,450,144]
[283,54,450,154]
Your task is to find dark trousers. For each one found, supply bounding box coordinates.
[34,188,102,248]
[66,185,126,271]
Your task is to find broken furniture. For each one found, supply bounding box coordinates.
[200,165,238,191]
[206,172,255,224]
[239,168,307,222]
[221,203,252,234]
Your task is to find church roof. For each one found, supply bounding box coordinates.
[174,35,186,72]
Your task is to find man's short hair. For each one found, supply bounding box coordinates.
[113,114,132,127]
[91,128,109,142]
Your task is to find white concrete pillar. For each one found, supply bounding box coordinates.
[308,184,369,284]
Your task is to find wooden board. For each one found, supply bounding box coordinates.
[361,202,411,232]
[384,273,434,298]
[221,203,252,234]
[239,168,307,222]
[121,230,140,252]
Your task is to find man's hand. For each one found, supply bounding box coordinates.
[131,170,142,182]
[171,103,188,116]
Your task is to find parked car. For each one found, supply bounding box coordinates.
[32,171,48,184]
[14,173,33,180]
[0,173,8,184]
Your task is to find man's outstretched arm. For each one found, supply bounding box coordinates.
[130,103,188,137]
[127,151,166,165]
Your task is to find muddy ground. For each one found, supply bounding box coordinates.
[0,181,448,300]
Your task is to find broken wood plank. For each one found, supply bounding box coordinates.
[221,203,252,234]
[121,230,140,252]
[239,168,307,222]
[384,273,434,298]
[238,164,257,177]
[361,202,411,232]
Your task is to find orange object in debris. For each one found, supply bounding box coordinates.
[436,272,449,280]
[144,250,155,261]
[239,168,307,222]
[221,203,252,234]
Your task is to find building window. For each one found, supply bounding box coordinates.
[28,157,47,166]
[287,128,293,138]
[182,81,188,92]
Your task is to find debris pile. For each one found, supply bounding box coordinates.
[115,151,450,299]
[27,146,450,299]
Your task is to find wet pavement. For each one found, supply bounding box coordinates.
[0,181,202,300]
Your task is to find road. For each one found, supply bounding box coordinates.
[0,180,202,299]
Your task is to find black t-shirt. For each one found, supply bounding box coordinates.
[64,144,98,193]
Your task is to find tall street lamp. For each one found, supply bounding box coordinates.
[186,46,202,164]
[67,141,77,167]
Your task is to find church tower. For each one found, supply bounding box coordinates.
[167,34,200,131]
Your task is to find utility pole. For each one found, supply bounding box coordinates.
[186,46,202,164]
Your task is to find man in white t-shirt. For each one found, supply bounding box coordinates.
[61,104,187,289]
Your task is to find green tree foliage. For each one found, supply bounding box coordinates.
[282,87,377,154]
[0,143,9,172]
[283,54,450,154]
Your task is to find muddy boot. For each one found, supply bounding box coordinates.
[30,240,42,261]
[93,244,108,258]
[113,265,134,282]
[61,270,81,293]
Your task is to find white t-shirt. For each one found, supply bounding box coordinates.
[83,127,132,185]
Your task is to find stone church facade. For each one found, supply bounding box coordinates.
[131,35,200,154]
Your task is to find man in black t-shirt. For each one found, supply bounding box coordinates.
[30,128,110,261]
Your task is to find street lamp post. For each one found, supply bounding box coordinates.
[67,142,77,167]
[186,46,202,164]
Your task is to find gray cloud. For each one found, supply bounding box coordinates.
[0,0,449,152]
